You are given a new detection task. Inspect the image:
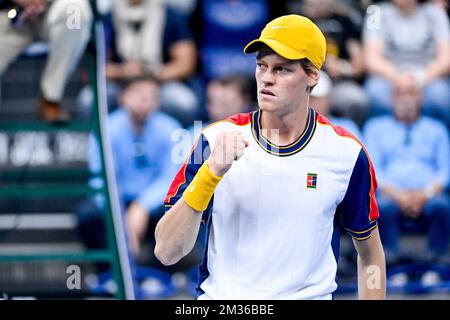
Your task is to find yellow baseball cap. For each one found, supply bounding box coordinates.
[243,15,327,70]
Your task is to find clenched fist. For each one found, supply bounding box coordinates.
[207,131,249,177]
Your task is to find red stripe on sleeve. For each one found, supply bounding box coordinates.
[227,113,252,126]
[164,134,202,205]
[164,162,188,205]
[367,158,380,221]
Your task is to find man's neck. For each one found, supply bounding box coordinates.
[395,117,419,126]
[130,116,146,135]
[259,104,310,146]
[397,3,417,16]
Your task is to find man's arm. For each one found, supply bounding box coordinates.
[336,145,385,299]
[154,197,203,266]
[154,131,248,266]
[353,227,386,300]
[364,39,398,82]
[156,7,197,82]
[423,40,450,84]
[156,40,197,82]
[424,5,450,83]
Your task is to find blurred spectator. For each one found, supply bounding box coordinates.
[296,0,369,126]
[339,0,374,12]
[286,0,367,27]
[363,0,450,128]
[165,0,197,16]
[184,74,254,157]
[202,74,254,124]
[76,75,182,259]
[105,0,198,126]
[191,0,269,82]
[364,75,450,267]
[0,0,92,121]
[311,71,364,141]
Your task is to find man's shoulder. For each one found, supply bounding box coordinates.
[151,111,183,130]
[226,112,253,126]
[316,113,363,147]
[419,116,448,134]
[364,115,393,131]
[421,2,446,17]
[165,5,184,21]
[314,113,367,173]
[202,112,253,137]
[108,108,128,127]
[164,5,193,43]
[377,2,396,13]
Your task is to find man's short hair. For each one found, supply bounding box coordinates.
[119,74,160,91]
[299,59,317,77]
[299,58,319,92]
[216,74,253,100]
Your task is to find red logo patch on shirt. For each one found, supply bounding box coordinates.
[307,173,317,189]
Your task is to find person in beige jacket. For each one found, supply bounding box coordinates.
[0,0,92,121]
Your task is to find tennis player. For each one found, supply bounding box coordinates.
[155,15,386,300]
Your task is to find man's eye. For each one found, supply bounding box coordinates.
[276,67,290,72]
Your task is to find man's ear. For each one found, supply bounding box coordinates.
[308,68,320,87]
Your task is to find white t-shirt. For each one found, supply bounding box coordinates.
[363,2,450,72]
[165,108,379,300]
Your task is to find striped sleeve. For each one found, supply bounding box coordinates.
[337,148,379,241]
[164,133,212,215]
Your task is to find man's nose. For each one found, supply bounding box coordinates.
[261,70,275,84]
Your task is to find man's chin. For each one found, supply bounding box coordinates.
[258,101,279,112]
